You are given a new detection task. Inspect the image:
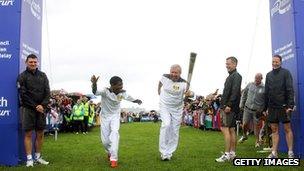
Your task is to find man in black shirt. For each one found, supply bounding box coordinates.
[17,54,50,167]
[216,56,242,162]
[264,55,295,158]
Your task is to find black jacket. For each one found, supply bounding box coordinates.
[17,68,50,110]
[220,69,242,113]
[264,67,294,110]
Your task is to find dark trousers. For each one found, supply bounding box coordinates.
[73,120,83,133]
[83,116,89,132]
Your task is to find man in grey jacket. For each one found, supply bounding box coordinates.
[238,73,265,147]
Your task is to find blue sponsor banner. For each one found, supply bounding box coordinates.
[18,0,43,162]
[293,0,304,158]
[0,0,21,166]
[0,0,43,166]
[269,0,304,158]
[20,0,43,70]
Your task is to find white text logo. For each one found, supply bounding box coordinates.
[0,0,14,6]
[0,97,10,116]
[0,110,10,116]
[23,0,41,20]
[271,0,291,17]
[0,97,8,107]
[0,40,12,59]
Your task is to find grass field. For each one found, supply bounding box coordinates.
[1,122,303,171]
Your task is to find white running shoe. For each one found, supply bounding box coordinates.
[255,142,260,148]
[238,136,248,143]
[167,154,172,160]
[161,154,171,161]
[263,147,272,152]
[229,153,236,161]
[267,153,278,158]
[215,153,230,162]
[35,157,49,165]
[26,160,34,167]
[288,152,295,158]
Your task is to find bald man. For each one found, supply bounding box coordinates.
[158,64,192,161]
[238,73,265,147]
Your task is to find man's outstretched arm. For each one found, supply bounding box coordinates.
[91,75,100,95]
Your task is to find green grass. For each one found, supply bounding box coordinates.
[1,122,303,170]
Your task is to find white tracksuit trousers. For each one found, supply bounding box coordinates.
[159,105,183,157]
[100,114,120,161]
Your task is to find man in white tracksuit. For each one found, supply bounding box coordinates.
[91,75,142,168]
[158,64,192,161]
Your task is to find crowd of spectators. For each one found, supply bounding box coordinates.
[45,90,159,135]
[120,110,159,123]
[182,90,222,131]
[46,89,267,146]
[46,89,247,134]
[45,91,101,135]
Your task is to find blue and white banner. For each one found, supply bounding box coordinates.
[19,0,44,163]
[20,0,43,70]
[0,0,21,166]
[269,0,304,158]
[0,0,43,166]
[292,0,304,159]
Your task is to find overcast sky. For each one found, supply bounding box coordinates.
[41,0,272,111]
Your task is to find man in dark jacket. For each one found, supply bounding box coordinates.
[17,54,50,167]
[264,55,295,158]
[216,56,242,162]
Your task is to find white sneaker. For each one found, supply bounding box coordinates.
[263,147,272,152]
[267,153,278,158]
[255,143,260,148]
[238,136,248,143]
[167,154,172,160]
[161,154,171,161]
[35,157,49,165]
[288,152,295,158]
[161,156,168,161]
[229,153,236,161]
[26,160,34,167]
[215,153,230,162]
